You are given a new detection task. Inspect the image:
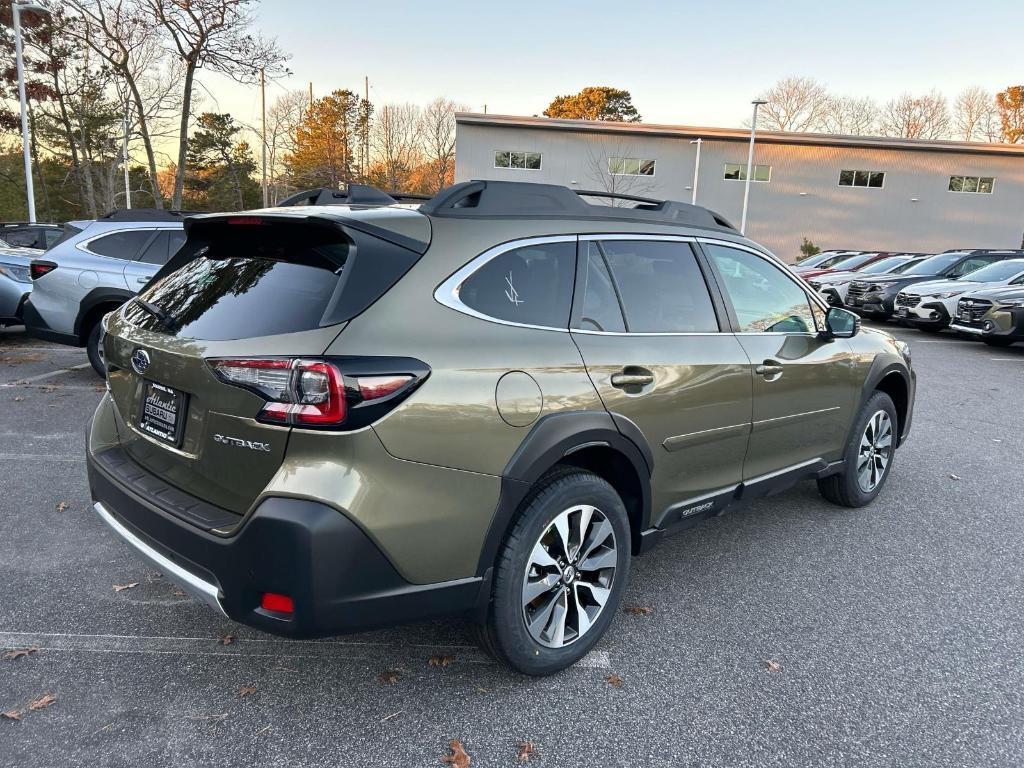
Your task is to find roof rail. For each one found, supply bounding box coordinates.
[99,208,197,222]
[419,180,738,232]
[278,185,432,208]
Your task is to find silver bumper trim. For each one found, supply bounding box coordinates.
[93,502,228,617]
[948,323,984,335]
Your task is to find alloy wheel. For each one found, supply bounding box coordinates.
[521,504,617,649]
[857,410,893,492]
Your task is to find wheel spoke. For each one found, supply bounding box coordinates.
[573,585,592,638]
[529,541,558,570]
[547,592,568,646]
[578,518,613,563]
[572,506,594,560]
[553,515,572,561]
[579,546,616,572]
[577,580,610,607]
[528,590,561,638]
[522,572,559,606]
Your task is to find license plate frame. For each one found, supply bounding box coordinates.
[896,307,909,317]
[138,380,188,447]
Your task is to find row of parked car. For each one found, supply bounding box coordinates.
[795,248,1024,347]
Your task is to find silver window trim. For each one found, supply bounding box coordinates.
[433,235,576,333]
[75,226,179,262]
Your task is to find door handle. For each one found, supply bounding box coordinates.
[755,360,784,380]
[611,370,655,388]
[137,277,151,285]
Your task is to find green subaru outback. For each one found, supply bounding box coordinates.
[87,181,915,675]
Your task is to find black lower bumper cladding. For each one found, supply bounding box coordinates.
[88,449,483,637]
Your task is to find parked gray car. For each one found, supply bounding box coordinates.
[23,210,188,374]
[0,239,42,327]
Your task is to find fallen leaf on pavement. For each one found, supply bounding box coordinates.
[4,646,40,660]
[441,739,471,768]
[113,582,139,592]
[949,474,961,481]
[218,635,235,645]
[13,396,24,402]
[29,693,55,711]
[379,669,401,685]
[624,605,653,615]
[516,741,536,762]
[55,501,70,512]
[606,673,623,688]
[764,659,781,673]
[2,710,21,721]
[238,685,257,697]
[428,655,453,668]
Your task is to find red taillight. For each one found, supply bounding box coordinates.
[261,592,294,614]
[226,216,264,226]
[30,261,57,280]
[292,361,346,425]
[357,375,413,401]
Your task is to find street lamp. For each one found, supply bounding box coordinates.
[12,0,50,224]
[689,138,703,205]
[740,99,767,235]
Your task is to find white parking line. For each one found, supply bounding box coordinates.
[0,630,611,669]
[990,358,1024,362]
[0,453,84,462]
[2,363,91,386]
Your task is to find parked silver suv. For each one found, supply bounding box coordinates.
[23,210,188,375]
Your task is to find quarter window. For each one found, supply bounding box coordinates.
[578,243,626,333]
[494,151,542,170]
[608,157,656,176]
[590,240,719,333]
[839,170,885,188]
[458,241,575,329]
[705,244,816,333]
[724,163,771,182]
[86,229,155,260]
[948,176,994,194]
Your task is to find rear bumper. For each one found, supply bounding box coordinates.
[88,445,486,638]
[22,298,81,346]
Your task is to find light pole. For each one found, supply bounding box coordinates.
[740,99,767,235]
[689,138,703,205]
[12,0,50,223]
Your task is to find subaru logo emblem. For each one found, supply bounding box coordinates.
[131,348,151,375]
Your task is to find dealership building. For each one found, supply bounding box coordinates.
[455,113,1024,261]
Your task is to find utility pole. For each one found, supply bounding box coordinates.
[260,67,268,207]
[740,99,767,235]
[364,75,370,180]
[122,107,132,209]
[13,1,50,223]
[689,138,702,205]
[308,82,314,110]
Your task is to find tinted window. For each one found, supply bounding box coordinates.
[87,229,154,260]
[578,242,626,332]
[459,241,576,329]
[124,244,349,340]
[137,231,170,264]
[960,260,1024,282]
[903,253,966,275]
[861,257,908,274]
[43,229,61,247]
[3,229,37,247]
[706,244,816,333]
[598,240,718,333]
[946,256,999,278]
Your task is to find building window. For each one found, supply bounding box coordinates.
[608,157,656,176]
[839,170,885,188]
[949,176,994,194]
[494,151,542,170]
[724,163,771,182]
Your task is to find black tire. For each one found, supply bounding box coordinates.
[982,337,1015,348]
[85,320,105,378]
[473,469,631,676]
[817,391,898,508]
[916,325,944,334]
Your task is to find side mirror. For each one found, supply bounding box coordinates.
[823,306,860,338]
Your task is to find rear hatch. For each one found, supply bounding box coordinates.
[102,211,428,518]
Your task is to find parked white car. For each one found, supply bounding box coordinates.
[809,254,928,306]
[894,258,1024,331]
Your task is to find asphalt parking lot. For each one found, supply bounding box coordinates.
[1,323,1022,768]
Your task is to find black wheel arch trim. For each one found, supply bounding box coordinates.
[475,410,654,577]
[859,359,914,445]
[76,287,134,339]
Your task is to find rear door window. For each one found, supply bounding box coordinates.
[594,240,719,333]
[458,241,576,329]
[87,229,155,260]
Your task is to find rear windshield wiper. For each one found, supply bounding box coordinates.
[133,297,177,331]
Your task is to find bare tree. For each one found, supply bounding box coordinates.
[263,89,306,203]
[757,77,831,132]
[582,140,655,204]
[418,97,466,193]
[821,96,880,135]
[880,91,951,139]
[372,103,422,192]
[67,0,180,207]
[145,0,288,208]
[953,86,1000,142]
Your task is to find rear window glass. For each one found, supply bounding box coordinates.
[124,244,348,340]
[458,241,576,329]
